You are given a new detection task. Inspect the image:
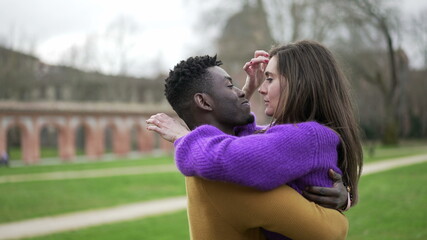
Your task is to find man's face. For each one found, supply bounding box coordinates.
[206,66,254,127]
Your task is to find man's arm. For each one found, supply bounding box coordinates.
[202,180,348,240]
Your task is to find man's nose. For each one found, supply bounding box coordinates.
[236,87,245,98]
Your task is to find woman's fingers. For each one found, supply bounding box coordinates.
[146,124,161,133]
[243,61,252,71]
[147,113,172,126]
[146,118,160,126]
[244,55,269,71]
[244,57,269,74]
[250,56,269,64]
[254,50,269,58]
[245,56,269,67]
[146,113,190,143]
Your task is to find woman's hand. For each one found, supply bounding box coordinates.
[146,113,190,143]
[242,50,269,100]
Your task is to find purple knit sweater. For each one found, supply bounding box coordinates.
[174,121,342,240]
[174,121,342,193]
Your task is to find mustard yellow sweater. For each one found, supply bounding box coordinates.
[186,177,348,240]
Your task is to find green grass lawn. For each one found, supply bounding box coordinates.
[0,172,185,223]
[8,147,22,160]
[23,161,427,240]
[25,210,190,240]
[346,162,427,239]
[363,140,427,163]
[0,155,174,176]
[8,147,60,160]
[39,147,59,158]
[2,144,426,239]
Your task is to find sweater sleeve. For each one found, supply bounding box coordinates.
[174,122,337,190]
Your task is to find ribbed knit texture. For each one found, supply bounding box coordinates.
[175,121,341,193]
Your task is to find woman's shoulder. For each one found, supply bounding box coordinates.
[266,122,339,142]
[265,121,325,131]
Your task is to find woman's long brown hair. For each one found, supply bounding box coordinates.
[269,40,363,204]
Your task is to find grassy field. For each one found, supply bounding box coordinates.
[8,147,22,160]
[363,140,427,163]
[1,144,426,239]
[8,147,61,160]
[0,155,174,176]
[21,160,427,240]
[25,210,190,240]
[346,161,427,239]
[0,172,185,223]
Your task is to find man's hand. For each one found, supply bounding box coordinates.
[302,169,349,210]
[146,113,190,143]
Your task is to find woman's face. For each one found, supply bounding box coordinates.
[259,56,282,117]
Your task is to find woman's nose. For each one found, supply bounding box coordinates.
[258,81,267,95]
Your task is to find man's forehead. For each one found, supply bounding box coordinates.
[207,66,231,81]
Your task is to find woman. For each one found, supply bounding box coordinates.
[148,40,363,239]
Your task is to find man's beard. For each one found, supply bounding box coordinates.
[245,114,255,124]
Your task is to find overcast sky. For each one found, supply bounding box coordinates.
[0,0,203,77]
[0,0,426,77]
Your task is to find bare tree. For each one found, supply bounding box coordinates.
[409,8,427,69]
[104,16,140,76]
[59,16,140,76]
[264,0,342,43]
[186,0,422,142]
[335,0,406,145]
[60,34,100,71]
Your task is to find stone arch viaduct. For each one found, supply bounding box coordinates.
[0,101,175,164]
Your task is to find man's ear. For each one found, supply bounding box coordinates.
[194,93,213,111]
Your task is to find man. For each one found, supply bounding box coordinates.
[148,55,349,239]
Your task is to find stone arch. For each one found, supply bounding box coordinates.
[129,123,142,152]
[38,122,64,159]
[4,119,32,163]
[74,121,92,157]
[6,124,22,160]
[128,117,155,153]
[139,120,156,152]
[77,117,101,159]
[1,102,176,164]
[103,118,120,155]
[36,116,75,160]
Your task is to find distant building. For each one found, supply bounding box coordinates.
[0,46,174,163]
[0,46,165,104]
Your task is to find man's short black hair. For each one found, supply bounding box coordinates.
[164,55,222,118]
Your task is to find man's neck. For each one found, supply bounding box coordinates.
[188,121,235,136]
[208,122,235,136]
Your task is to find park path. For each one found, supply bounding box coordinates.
[0,197,187,240]
[0,154,427,240]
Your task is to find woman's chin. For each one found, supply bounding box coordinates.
[264,110,274,117]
